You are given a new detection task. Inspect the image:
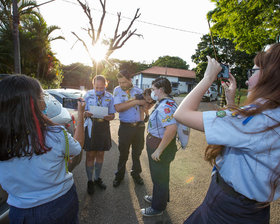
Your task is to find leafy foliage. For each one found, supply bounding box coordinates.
[61,59,151,91]
[191,34,255,88]
[61,63,93,90]
[209,0,280,53]
[0,1,64,87]
[152,56,189,70]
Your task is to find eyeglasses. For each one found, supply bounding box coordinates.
[247,68,260,79]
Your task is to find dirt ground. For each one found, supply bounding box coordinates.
[74,99,280,224]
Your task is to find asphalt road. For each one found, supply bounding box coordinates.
[73,99,280,224]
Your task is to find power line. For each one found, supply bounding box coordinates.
[60,0,203,35]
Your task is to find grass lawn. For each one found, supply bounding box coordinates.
[235,88,248,106]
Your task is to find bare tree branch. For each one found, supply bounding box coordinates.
[77,0,95,44]
[72,1,142,64]
[96,0,106,41]
[72,31,93,62]
[107,8,141,57]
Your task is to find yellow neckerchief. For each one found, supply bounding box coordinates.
[125,86,133,100]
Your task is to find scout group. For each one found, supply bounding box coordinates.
[0,43,280,224]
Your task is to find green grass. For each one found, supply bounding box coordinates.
[235,88,248,106]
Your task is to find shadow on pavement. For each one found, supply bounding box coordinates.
[73,136,174,224]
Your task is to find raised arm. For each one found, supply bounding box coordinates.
[174,56,222,132]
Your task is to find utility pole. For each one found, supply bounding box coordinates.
[12,0,21,74]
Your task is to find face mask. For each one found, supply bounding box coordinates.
[95,90,105,96]
[151,91,158,101]
[42,103,48,115]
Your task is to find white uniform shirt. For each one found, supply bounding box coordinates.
[0,126,81,208]
[203,106,280,202]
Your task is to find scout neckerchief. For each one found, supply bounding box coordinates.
[97,92,105,106]
[125,86,133,100]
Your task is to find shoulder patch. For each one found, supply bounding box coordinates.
[166,101,175,107]
[216,110,226,118]
[164,107,171,114]
[162,114,174,123]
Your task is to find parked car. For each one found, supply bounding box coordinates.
[203,86,218,102]
[0,84,79,224]
[46,88,85,123]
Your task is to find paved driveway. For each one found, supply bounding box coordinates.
[73,98,280,224]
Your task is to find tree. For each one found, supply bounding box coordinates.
[0,3,64,87]
[72,0,142,70]
[0,0,41,73]
[191,34,255,88]
[20,14,64,79]
[208,0,280,53]
[152,56,190,70]
[61,63,93,89]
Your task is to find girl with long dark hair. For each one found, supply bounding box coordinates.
[0,75,85,223]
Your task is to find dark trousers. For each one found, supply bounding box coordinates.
[9,184,79,224]
[115,123,145,180]
[184,173,270,224]
[146,138,177,211]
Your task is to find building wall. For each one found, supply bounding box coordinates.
[132,74,195,93]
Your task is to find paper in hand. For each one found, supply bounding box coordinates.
[89,106,108,118]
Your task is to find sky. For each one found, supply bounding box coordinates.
[37,0,216,69]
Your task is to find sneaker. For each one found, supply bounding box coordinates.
[94,178,107,190]
[141,207,163,217]
[87,180,95,195]
[132,175,144,185]
[144,195,152,204]
[113,178,122,188]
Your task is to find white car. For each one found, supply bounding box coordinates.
[203,86,218,102]
[46,89,86,124]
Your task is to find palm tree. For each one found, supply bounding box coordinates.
[20,13,64,79]
[0,0,40,72]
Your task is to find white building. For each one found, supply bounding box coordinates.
[132,66,196,93]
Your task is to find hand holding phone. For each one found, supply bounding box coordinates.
[62,98,81,110]
[218,63,229,79]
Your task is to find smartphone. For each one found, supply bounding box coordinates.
[218,63,229,79]
[62,98,80,109]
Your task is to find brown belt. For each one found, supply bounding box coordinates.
[120,121,144,127]
[91,118,105,122]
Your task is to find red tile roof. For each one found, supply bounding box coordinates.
[135,66,196,79]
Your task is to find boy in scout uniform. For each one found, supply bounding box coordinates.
[84,75,115,194]
[113,69,148,187]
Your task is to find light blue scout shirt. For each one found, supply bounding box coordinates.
[203,106,280,202]
[84,89,115,114]
[0,126,81,208]
[148,98,177,138]
[113,86,143,123]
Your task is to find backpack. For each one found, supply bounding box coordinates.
[165,98,191,150]
[176,122,190,150]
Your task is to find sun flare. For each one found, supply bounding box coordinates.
[91,42,108,62]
